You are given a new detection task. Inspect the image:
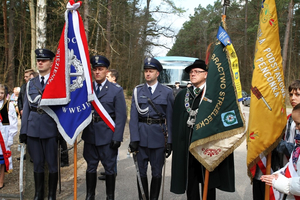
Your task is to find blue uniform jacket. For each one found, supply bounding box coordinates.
[129,83,174,148]
[20,76,58,139]
[82,80,127,146]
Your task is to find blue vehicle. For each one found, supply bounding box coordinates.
[155,56,198,87]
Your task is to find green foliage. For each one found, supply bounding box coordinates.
[167,0,298,93]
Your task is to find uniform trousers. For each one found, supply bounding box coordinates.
[137,146,165,178]
[27,136,58,173]
[83,142,117,175]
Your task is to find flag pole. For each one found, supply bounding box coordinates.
[264,153,271,200]
[74,139,77,200]
[202,169,210,200]
[202,2,230,200]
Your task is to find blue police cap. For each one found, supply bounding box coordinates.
[35,49,55,60]
[144,58,163,72]
[90,55,110,68]
[185,59,207,73]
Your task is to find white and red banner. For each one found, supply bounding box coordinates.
[40,0,115,144]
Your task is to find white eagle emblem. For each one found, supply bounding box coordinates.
[68,49,85,92]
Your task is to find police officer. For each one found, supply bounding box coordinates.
[19,49,58,200]
[129,57,174,200]
[82,55,127,200]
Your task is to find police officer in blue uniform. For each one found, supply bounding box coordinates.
[129,57,174,200]
[19,49,58,200]
[82,55,127,200]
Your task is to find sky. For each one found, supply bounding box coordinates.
[151,0,216,56]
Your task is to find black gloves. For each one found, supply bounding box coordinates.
[110,140,121,150]
[19,134,27,144]
[129,141,139,153]
[165,143,172,158]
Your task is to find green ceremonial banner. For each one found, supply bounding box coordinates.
[189,27,246,172]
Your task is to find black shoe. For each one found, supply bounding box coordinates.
[60,161,69,167]
[98,175,106,180]
[17,154,26,161]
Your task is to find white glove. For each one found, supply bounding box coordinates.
[272,173,290,195]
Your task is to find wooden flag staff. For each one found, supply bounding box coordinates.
[74,139,78,200]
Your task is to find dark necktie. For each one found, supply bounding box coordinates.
[194,87,200,95]
[41,76,45,87]
[96,83,101,95]
[148,87,152,95]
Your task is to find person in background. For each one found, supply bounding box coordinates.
[18,68,34,118]
[98,68,121,181]
[30,71,39,79]
[0,84,18,190]
[10,87,20,117]
[19,48,59,199]
[82,55,127,200]
[106,69,119,84]
[129,57,173,200]
[261,103,300,199]
[172,81,182,98]
[186,82,192,88]
[252,79,300,200]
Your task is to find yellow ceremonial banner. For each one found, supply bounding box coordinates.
[226,44,243,101]
[246,0,286,179]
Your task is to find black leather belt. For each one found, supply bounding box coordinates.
[31,107,45,114]
[138,117,165,124]
[93,115,115,123]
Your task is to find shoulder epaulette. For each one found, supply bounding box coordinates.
[162,84,172,90]
[135,84,144,88]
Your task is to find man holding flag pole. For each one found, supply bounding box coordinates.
[246,0,287,200]
[28,0,123,199]
[171,1,246,200]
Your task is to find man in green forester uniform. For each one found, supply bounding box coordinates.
[170,59,235,200]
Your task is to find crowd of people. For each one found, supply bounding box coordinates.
[1,48,300,200]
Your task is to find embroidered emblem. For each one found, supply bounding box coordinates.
[202,148,221,157]
[248,132,258,140]
[68,49,85,92]
[221,110,238,127]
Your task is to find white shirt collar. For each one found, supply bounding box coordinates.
[39,73,50,82]
[147,81,158,94]
[193,82,206,91]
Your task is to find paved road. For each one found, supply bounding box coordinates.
[65,104,253,200]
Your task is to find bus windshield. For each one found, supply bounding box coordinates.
[155,56,197,86]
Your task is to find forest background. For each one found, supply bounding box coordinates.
[0,0,299,95]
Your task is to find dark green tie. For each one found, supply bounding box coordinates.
[194,87,200,95]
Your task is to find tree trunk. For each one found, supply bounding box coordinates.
[29,0,36,70]
[139,0,151,84]
[84,0,89,41]
[106,0,112,60]
[2,0,8,81]
[36,0,47,49]
[8,0,16,91]
[282,0,294,74]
